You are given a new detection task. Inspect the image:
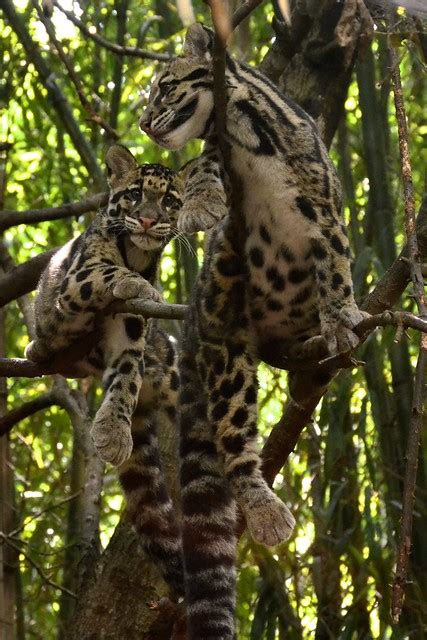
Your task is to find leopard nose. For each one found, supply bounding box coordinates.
[139,217,155,230]
[139,117,152,134]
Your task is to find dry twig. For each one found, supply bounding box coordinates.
[0,532,76,599]
[388,36,427,624]
[53,1,170,61]
[32,0,119,140]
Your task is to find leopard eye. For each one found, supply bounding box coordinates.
[162,193,177,208]
[129,187,142,202]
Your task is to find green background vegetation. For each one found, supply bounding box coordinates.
[0,0,426,637]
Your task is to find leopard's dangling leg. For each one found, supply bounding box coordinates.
[206,335,296,548]
[91,314,148,466]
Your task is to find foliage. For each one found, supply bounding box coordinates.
[0,0,426,638]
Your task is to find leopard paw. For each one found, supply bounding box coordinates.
[177,201,228,235]
[91,408,133,466]
[322,305,370,355]
[25,339,51,362]
[113,277,163,303]
[244,493,295,547]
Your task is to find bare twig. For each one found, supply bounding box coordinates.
[354,310,427,336]
[7,491,83,540]
[231,0,264,30]
[0,192,108,233]
[0,533,76,599]
[52,1,170,61]
[2,0,104,188]
[388,37,427,624]
[32,0,119,140]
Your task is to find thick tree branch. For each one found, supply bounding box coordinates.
[0,300,187,379]
[52,1,170,61]
[261,204,427,487]
[232,0,264,29]
[0,193,108,233]
[0,249,58,308]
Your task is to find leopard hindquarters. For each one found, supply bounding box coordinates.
[91,314,149,466]
[179,330,237,640]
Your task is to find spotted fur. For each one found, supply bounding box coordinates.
[140,24,368,638]
[26,145,184,594]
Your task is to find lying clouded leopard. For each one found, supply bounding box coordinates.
[26,145,185,593]
[140,23,368,639]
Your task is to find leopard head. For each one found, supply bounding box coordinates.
[139,23,216,150]
[105,145,183,250]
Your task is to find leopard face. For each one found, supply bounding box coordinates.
[105,146,183,250]
[139,25,215,150]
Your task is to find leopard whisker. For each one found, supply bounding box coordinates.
[170,229,197,259]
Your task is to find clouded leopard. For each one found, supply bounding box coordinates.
[25,145,184,593]
[140,23,368,639]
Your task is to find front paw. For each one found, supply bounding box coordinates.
[113,277,163,303]
[91,407,133,466]
[177,200,228,234]
[25,339,50,362]
[322,306,370,355]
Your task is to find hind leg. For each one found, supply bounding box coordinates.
[205,336,295,547]
[91,314,148,466]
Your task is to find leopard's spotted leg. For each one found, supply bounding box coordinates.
[206,337,296,548]
[91,314,148,466]
[178,146,228,235]
[310,210,369,355]
[25,262,161,363]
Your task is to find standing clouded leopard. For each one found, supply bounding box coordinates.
[140,23,368,639]
[26,145,185,593]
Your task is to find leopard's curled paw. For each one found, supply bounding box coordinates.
[322,305,370,355]
[177,200,228,235]
[113,277,163,303]
[91,407,133,466]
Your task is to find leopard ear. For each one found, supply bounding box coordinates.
[106,145,138,185]
[183,23,213,60]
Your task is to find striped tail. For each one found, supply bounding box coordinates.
[119,406,184,596]
[179,349,237,639]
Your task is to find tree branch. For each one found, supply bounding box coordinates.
[0,533,76,599]
[0,300,187,379]
[0,192,108,233]
[388,36,427,624]
[0,393,57,436]
[0,249,58,308]
[232,0,264,29]
[52,1,171,62]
